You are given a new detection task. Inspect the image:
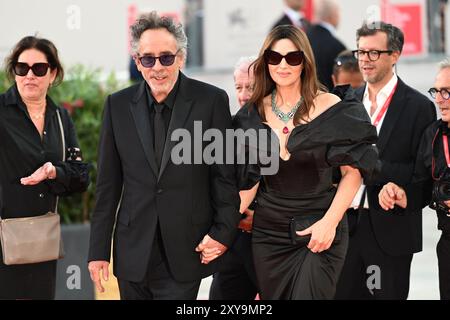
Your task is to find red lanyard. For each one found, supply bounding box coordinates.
[443,135,450,167]
[372,83,398,127]
[432,127,450,180]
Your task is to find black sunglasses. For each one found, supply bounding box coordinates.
[14,62,50,77]
[352,49,393,61]
[264,50,304,66]
[137,49,180,68]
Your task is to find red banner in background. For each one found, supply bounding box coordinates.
[303,0,314,21]
[382,1,424,56]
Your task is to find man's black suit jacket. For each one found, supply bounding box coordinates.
[356,78,436,256]
[307,24,346,91]
[88,73,240,282]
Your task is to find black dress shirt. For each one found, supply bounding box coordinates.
[145,75,180,145]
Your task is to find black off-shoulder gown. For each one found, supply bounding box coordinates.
[233,87,378,300]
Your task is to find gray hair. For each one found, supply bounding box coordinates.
[438,58,450,71]
[357,21,404,53]
[315,0,338,21]
[130,11,188,59]
[234,56,257,75]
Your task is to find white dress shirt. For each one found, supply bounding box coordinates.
[349,73,398,209]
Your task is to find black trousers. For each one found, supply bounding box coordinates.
[209,232,258,300]
[0,260,56,300]
[437,234,450,300]
[118,224,200,300]
[335,209,413,300]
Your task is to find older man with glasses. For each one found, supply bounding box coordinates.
[378,59,450,300]
[335,21,436,300]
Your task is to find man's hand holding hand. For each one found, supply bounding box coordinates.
[195,234,227,264]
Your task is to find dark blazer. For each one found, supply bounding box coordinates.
[307,24,346,91]
[272,14,311,32]
[88,73,240,282]
[356,78,436,256]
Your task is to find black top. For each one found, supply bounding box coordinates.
[0,85,89,219]
[233,86,379,228]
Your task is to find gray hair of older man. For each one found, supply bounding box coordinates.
[314,0,339,22]
[130,11,188,60]
[439,58,450,71]
[234,56,257,79]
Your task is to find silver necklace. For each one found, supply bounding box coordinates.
[30,113,45,120]
[271,89,302,134]
[27,106,46,120]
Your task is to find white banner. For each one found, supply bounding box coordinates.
[203,0,283,70]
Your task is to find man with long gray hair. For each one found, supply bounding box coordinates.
[88,11,240,300]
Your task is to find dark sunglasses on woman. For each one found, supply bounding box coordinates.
[264,50,304,66]
[137,49,180,68]
[14,62,50,77]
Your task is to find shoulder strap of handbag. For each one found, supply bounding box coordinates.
[1,111,65,220]
[55,109,66,214]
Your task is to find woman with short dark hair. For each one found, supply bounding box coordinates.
[0,36,89,299]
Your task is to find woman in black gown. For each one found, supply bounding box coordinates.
[0,36,89,299]
[233,25,378,299]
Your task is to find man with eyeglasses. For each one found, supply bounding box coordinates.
[335,21,436,300]
[88,11,240,300]
[378,59,450,300]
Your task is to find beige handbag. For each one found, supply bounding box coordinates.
[0,109,66,265]
[0,212,61,265]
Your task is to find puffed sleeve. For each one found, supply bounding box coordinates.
[326,101,379,179]
[235,139,261,190]
[46,107,90,196]
[233,105,262,190]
